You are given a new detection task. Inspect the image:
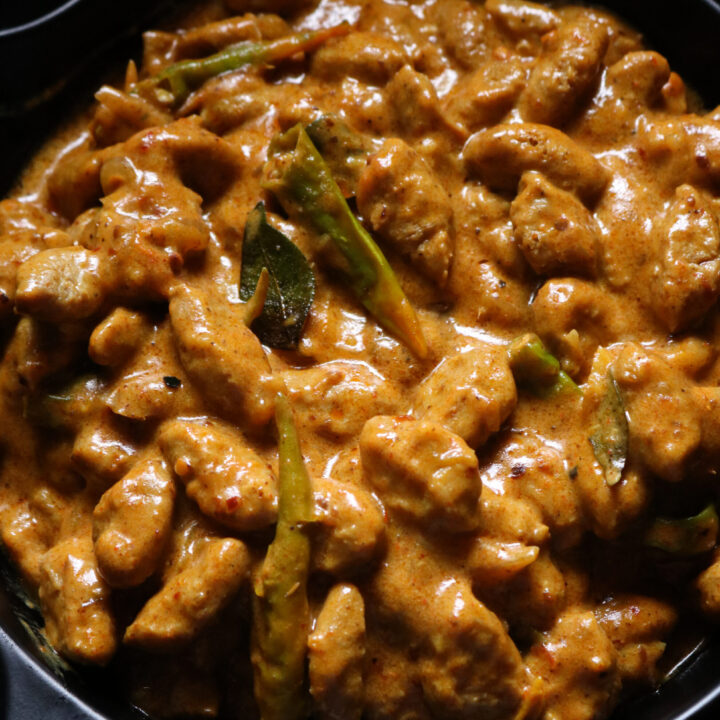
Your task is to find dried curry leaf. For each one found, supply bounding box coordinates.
[239,202,315,350]
[588,370,628,487]
[644,504,718,556]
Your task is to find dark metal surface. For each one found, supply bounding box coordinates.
[2,0,720,718]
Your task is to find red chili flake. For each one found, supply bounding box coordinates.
[226,496,239,511]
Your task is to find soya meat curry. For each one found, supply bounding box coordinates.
[2,0,720,717]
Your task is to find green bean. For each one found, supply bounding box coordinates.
[251,392,314,720]
[142,24,350,104]
[507,333,580,397]
[263,124,427,357]
[644,504,718,556]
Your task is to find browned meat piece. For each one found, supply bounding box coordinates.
[637,115,720,190]
[47,147,104,220]
[91,86,173,147]
[61,120,235,304]
[0,198,60,235]
[413,345,517,448]
[663,337,716,378]
[125,537,250,651]
[312,475,386,576]
[496,433,584,549]
[574,462,649,542]
[169,283,279,429]
[585,51,670,137]
[89,308,153,367]
[93,455,176,588]
[527,610,620,720]
[371,534,530,720]
[697,551,720,618]
[363,640,432,720]
[455,183,528,275]
[360,416,481,533]
[480,487,549,547]
[357,138,454,287]
[195,75,318,135]
[614,343,702,482]
[6,317,88,391]
[38,533,117,665]
[309,584,366,720]
[386,66,453,138]
[486,0,559,36]
[15,247,108,322]
[159,418,278,532]
[467,536,539,586]
[0,237,55,320]
[650,184,720,332]
[596,594,677,684]
[464,123,609,203]
[311,32,408,85]
[71,411,139,493]
[283,361,400,440]
[104,322,195,422]
[532,279,629,378]
[431,0,490,69]
[517,15,609,127]
[444,56,531,131]
[510,171,599,277]
[0,199,67,318]
[477,549,567,632]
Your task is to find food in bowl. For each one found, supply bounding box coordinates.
[1,0,720,718]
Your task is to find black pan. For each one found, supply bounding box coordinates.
[1,1,720,718]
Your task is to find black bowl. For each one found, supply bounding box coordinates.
[2,0,720,718]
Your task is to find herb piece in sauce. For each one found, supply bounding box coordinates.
[507,333,580,397]
[644,504,719,556]
[140,24,350,105]
[239,202,316,350]
[588,370,628,487]
[305,115,375,197]
[251,392,314,720]
[263,124,427,358]
[163,375,182,389]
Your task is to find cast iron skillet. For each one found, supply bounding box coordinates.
[2,0,720,718]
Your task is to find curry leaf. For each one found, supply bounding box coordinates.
[239,202,315,350]
[589,370,628,487]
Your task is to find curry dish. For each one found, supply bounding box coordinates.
[2,0,720,718]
